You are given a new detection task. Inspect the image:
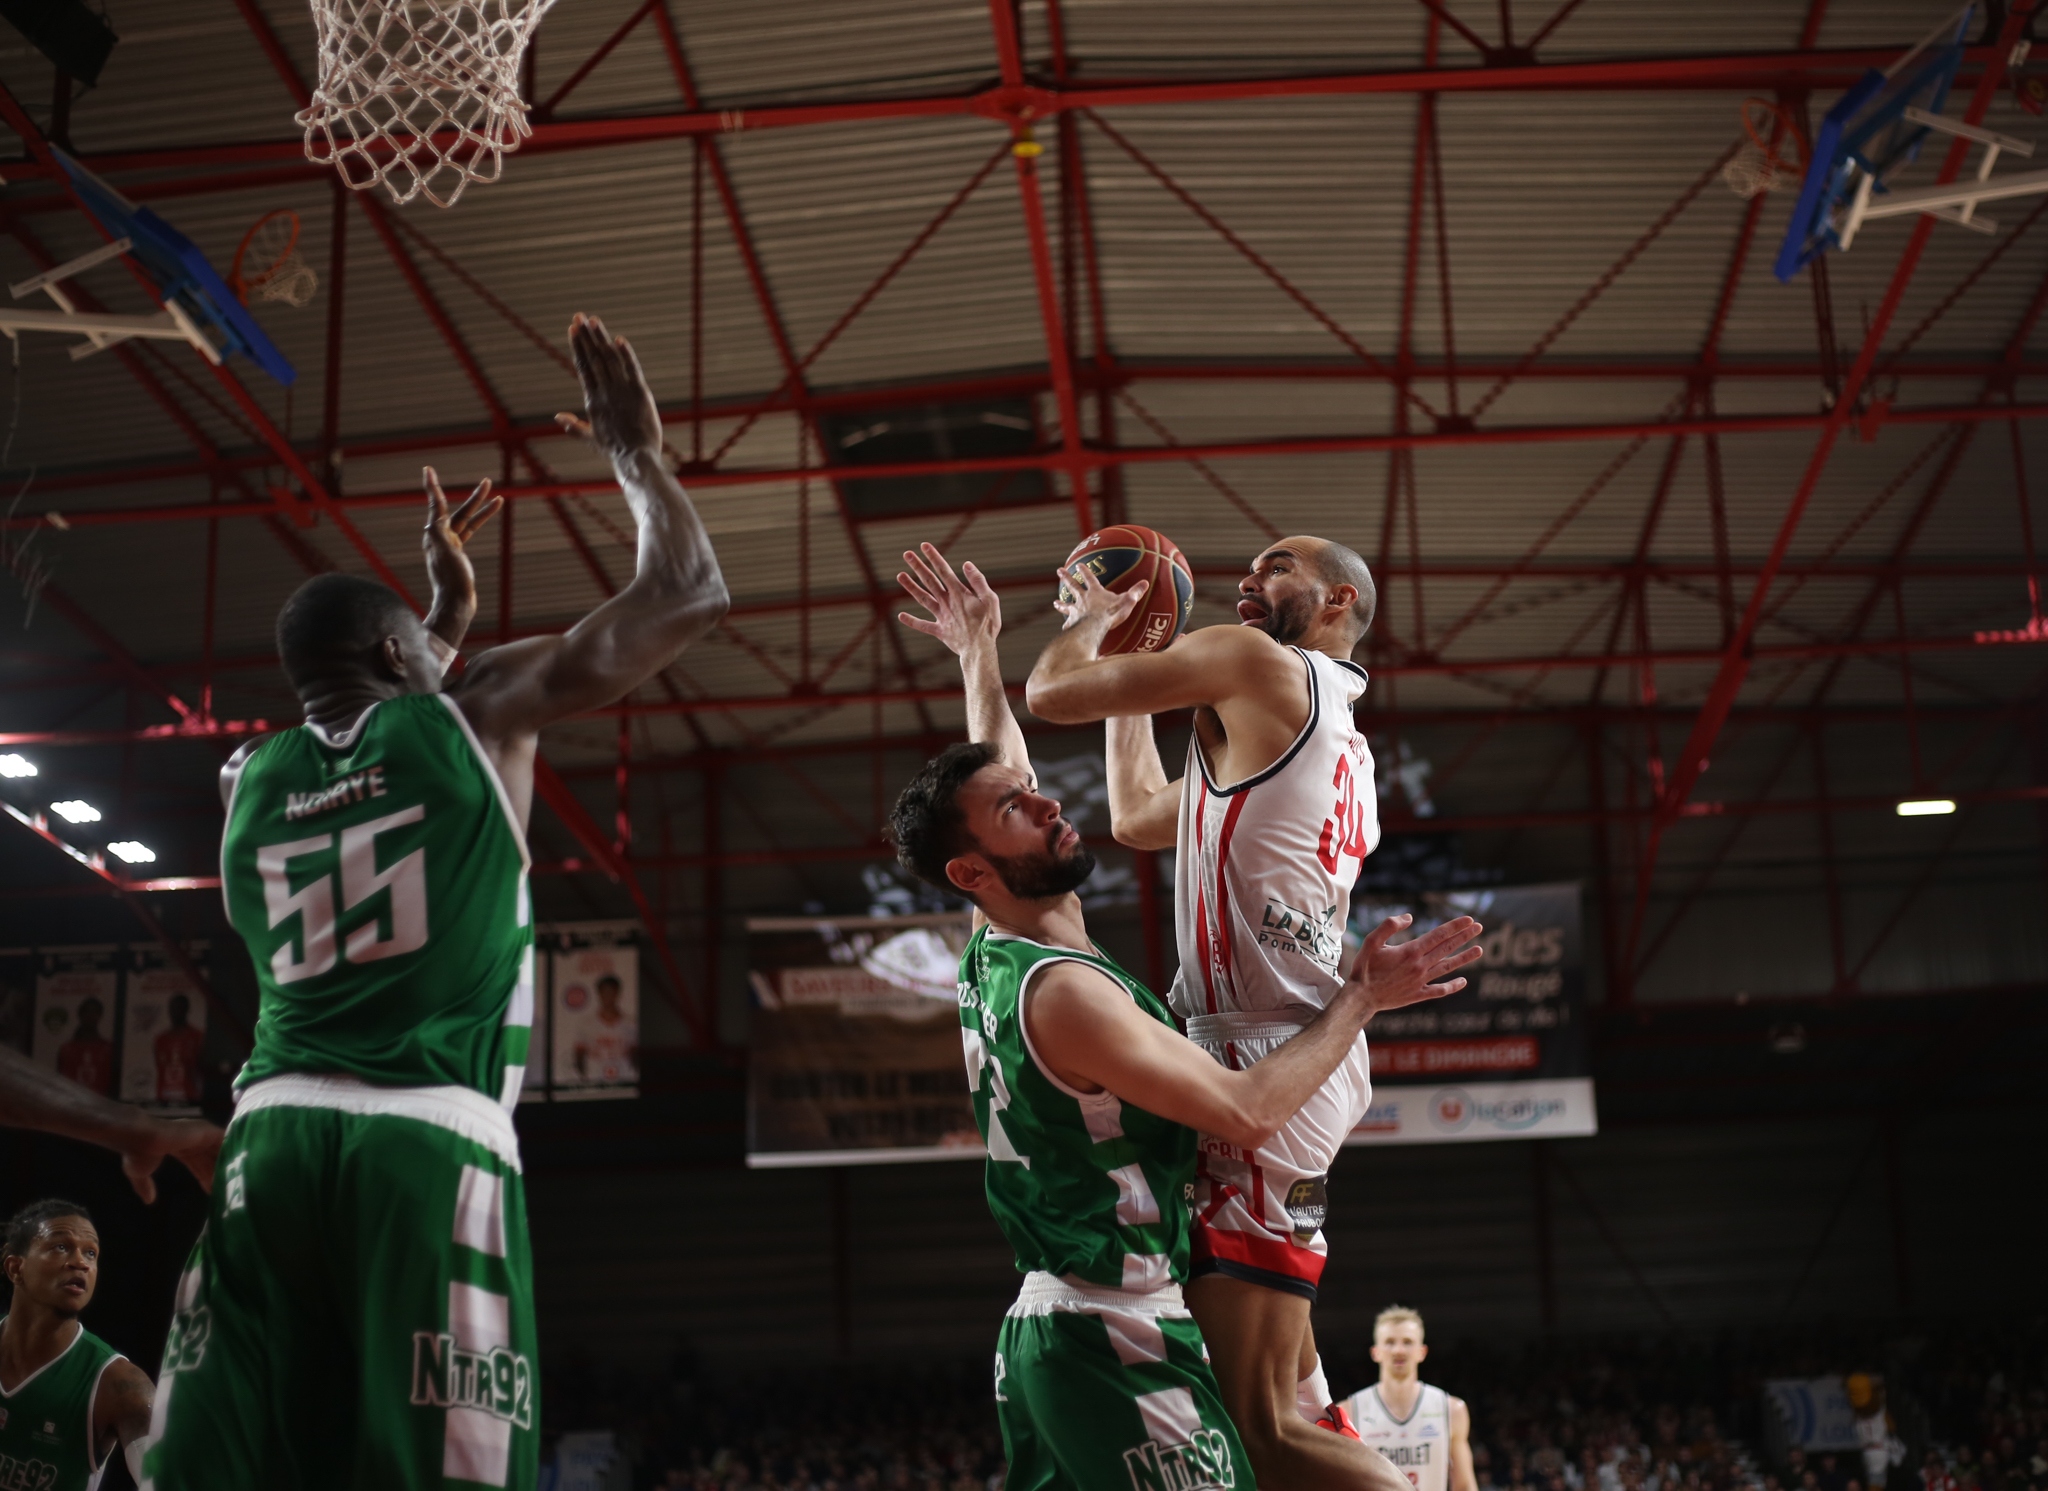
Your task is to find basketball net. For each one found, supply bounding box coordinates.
[297,0,559,209]
[231,210,319,308]
[1722,96,1809,199]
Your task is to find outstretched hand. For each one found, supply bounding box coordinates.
[1053,558,1147,639]
[119,1116,223,1205]
[897,543,1001,657]
[556,313,663,462]
[1343,912,1484,1016]
[423,466,501,598]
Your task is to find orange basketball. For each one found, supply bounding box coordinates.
[1057,524,1196,656]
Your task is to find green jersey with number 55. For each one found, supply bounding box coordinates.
[221,693,535,1104]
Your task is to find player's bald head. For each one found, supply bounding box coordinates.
[1265,536,1376,644]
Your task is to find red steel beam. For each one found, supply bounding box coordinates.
[1653,4,2036,840]
[648,4,939,730]
[12,47,2011,192]
[13,355,2048,506]
[24,396,2048,534]
[5,695,2019,751]
[989,0,1093,535]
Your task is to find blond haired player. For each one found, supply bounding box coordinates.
[1341,1306,1477,1491]
[1028,536,1397,1491]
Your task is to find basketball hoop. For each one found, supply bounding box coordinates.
[296,0,559,210]
[228,210,319,307]
[1723,97,1811,198]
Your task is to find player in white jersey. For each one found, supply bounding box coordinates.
[1340,1306,1476,1491]
[1030,535,1439,1491]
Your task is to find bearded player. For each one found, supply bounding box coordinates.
[145,316,728,1491]
[0,1200,157,1491]
[1027,536,1393,1491]
[1339,1307,1477,1491]
[891,544,1478,1491]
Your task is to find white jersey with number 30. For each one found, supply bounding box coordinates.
[1171,646,1378,1019]
[1346,1382,1453,1491]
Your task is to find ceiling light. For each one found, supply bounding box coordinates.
[106,841,155,864]
[1895,799,1956,817]
[49,800,101,824]
[0,754,35,778]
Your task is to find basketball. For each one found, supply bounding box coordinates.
[1056,524,1196,656]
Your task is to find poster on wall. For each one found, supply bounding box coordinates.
[1344,882,1597,1146]
[33,947,121,1097]
[550,940,638,1100]
[745,913,981,1168]
[120,945,208,1111]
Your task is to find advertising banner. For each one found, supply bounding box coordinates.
[550,941,639,1100]
[746,913,981,1168]
[120,945,207,1110]
[34,947,121,1097]
[1345,883,1596,1145]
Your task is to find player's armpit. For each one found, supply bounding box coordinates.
[1025,624,1288,724]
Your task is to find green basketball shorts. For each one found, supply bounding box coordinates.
[996,1273,1250,1491]
[142,1075,537,1491]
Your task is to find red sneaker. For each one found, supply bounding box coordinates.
[1315,1403,1362,1440]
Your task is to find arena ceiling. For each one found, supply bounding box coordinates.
[0,0,2044,1038]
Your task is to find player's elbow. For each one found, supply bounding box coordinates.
[1110,814,1173,852]
[669,575,730,644]
[1209,1099,1279,1152]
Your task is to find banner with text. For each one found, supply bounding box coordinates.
[746,913,981,1168]
[120,945,207,1110]
[34,948,121,1097]
[1345,882,1596,1145]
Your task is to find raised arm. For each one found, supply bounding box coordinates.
[895,542,1028,771]
[1028,913,1482,1148]
[419,467,504,663]
[453,315,729,751]
[1105,715,1180,851]
[0,1044,220,1203]
[1026,559,1297,725]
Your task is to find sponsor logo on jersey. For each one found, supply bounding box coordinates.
[1123,1428,1237,1491]
[1379,1444,1435,1466]
[1257,898,1342,972]
[284,765,390,821]
[1282,1175,1328,1245]
[410,1332,535,1430]
[0,1450,58,1488]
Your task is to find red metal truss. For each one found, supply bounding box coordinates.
[4,0,2046,1016]
[1,46,2020,199]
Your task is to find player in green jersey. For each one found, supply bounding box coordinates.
[0,1200,156,1490]
[889,545,1481,1491]
[146,316,729,1491]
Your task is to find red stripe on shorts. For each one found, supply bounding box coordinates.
[1191,1218,1328,1286]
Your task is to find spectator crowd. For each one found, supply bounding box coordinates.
[540,1323,2046,1491]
